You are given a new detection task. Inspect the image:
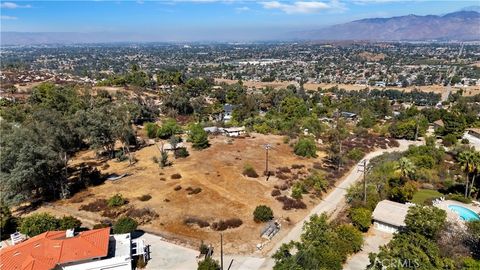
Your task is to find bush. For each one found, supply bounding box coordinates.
[93,223,111,229]
[442,134,457,147]
[188,123,209,149]
[108,194,127,208]
[198,257,220,270]
[461,138,469,144]
[174,185,182,191]
[144,122,159,139]
[276,196,307,210]
[113,217,138,234]
[186,187,202,195]
[349,207,372,232]
[58,216,82,230]
[271,189,281,197]
[346,148,365,162]
[138,194,152,201]
[175,148,189,158]
[157,119,182,139]
[253,205,274,222]
[171,173,182,179]
[19,213,60,237]
[243,164,259,178]
[211,218,243,231]
[294,137,317,158]
[446,193,472,204]
[291,182,307,199]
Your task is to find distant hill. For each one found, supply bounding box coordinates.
[296,11,480,41]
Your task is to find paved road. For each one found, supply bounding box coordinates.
[259,139,421,269]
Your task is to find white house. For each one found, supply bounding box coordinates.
[372,200,411,233]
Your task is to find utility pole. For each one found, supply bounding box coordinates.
[358,159,369,204]
[263,144,272,178]
[220,233,224,270]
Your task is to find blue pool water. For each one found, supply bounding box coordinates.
[448,205,480,221]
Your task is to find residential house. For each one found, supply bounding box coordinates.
[372,200,411,233]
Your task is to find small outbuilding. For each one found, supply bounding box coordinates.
[372,200,411,233]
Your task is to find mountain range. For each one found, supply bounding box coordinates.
[1,10,479,45]
[296,11,480,41]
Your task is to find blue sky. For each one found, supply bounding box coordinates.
[0,1,478,40]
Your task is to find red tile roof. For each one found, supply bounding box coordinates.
[0,227,111,270]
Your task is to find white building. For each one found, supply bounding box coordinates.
[372,200,411,233]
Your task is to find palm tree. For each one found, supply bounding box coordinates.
[458,150,476,198]
[468,151,480,199]
[397,157,415,180]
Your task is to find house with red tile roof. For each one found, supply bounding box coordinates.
[0,227,146,270]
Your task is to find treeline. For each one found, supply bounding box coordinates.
[332,88,441,106]
[0,83,156,205]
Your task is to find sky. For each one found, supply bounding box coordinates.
[0,0,478,41]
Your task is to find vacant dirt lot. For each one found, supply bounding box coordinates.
[215,78,480,96]
[39,134,327,254]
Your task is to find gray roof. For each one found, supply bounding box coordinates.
[372,200,411,227]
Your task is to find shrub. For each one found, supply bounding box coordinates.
[108,194,127,208]
[185,217,210,228]
[304,171,328,194]
[349,207,372,232]
[446,193,472,204]
[157,119,181,139]
[271,189,281,197]
[294,137,317,158]
[174,185,182,191]
[19,213,60,237]
[171,173,182,179]
[198,257,220,270]
[93,223,111,229]
[211,218,243,231]
[276,196,306,210]
[113,217,138,234]
[291,182,307,199]
[442,134,457,147]
[188,123,209,149]
[138,194,152,201]
[79,199,108,212]
[186,187,202,195]
[346,148,365,162]
[144,122,159,139]
[175,148,189,158]
[461,138,469,144]
[58,216,82,230]
[243,164,259,178]
[253,205,274,222]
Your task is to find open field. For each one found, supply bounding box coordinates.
[215,78,480,96]
[411,189,443,205]
[34,134,327,254]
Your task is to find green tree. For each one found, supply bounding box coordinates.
[0,205,18,240]
[405,205,446,239]
[19,213,60,237]
[58,216,82,230]
[188,123,209,149]
[253,205,274,222]
[157,119,181,139]
[458,150,477,198]
[396,157,416,180]
[113,217,138,234]
[294,137,317,158]
[197,257,220,270]
[349,207,372,232]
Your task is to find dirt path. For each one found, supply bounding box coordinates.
[258,139,422,269]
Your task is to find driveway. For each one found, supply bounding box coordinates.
[343,229,393,270]
[259,139,421,269]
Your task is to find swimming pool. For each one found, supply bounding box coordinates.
[448,205,480,221]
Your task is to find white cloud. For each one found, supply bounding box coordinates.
[1,15,18,20]
[236,6,250,12]
[0,2,32,9]
[261,1,341,14]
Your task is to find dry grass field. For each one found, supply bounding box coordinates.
[36,134,327,254]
